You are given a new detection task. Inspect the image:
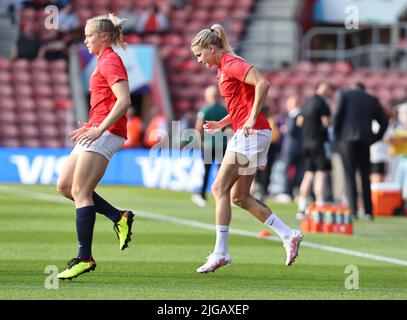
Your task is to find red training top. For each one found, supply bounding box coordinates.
[88,47,128,139]
[216,53,270,132]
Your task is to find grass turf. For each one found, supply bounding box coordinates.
[0,184,406,300]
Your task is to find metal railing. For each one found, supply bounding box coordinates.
[301,22,407,69]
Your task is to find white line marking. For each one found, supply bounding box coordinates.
[1,184,407,266]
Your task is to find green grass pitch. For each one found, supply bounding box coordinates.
[0,184,406,300]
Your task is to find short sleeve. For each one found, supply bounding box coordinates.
[197,110,205,121]
[100,55,128,87]
[225,58,253,82]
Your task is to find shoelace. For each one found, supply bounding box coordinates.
[67,257,80,269]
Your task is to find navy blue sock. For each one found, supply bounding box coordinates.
[93,192,121,223]
[76,206,96,260]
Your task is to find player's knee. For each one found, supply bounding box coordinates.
[56,181,71,198]
[71,185,93,203]
[231,194,248,208]
[211,181,226,199]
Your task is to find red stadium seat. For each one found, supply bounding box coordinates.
[0,110,17,123]
[0,58,11,70]
[30,59,49,71]
[41,138,63,148]
[39,125,60,139]
[12,71,32,83]
[14,84,33,98]
[32,71,51,84]
[37,109,57,124]
[18,112,37,124]
[54,99,72,109]
[0,124,19,138]
[12,59,30,71]
[143,34,162,46]
[53,85,71,100]
[20,124,40,138]
[1,138,21,147]
[0,97,15,110]
[0,84,13,97]
[36,98,54,110]
[51,72,69,85]
[33,84,53,99]
[49,60,68,72]
[0,71,11,83]
[162,33,183,46]
[315,62,334,75]
[333,61,352,74]
[15,98,35,111]
[21,138,42,148]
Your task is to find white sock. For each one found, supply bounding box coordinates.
[264,214,292,240]
[214,225,229,254]
[298,197,308,213]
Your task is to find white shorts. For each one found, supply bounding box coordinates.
[72,130,125,161]
[226,129,272,168]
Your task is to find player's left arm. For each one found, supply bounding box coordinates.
[242,67,270,135]
[97,80,131,133]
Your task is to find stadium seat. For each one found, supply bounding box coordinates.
[37,110,57,125]
[0,97,15,110]
[12,71,31,83]
[49,60,67,72]
[41,138,63,148]
[15,98,35,111]
[294,61,314,75]
[12,59,30,71]
[33,84,53,99]
[0,58,11,70]
[53,85,71,100]
[0,124,19,139]
[19,112,37,125]
[32,71,51,84]
[39,125,60,139]
[0,84,13,97]
[50,72,69,85]
[1,138,21,147]
[20,125,40,138]
[21,138,42,148]
[36,98,54,110]
[14,84,33,98]
[0,110,17,123]
[333,61,352,74]
[0,71,11,83]
[30,59,49,72]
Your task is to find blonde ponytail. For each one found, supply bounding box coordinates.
[210,24,236,56]
[87,13,127,50]
[191,23,238,57]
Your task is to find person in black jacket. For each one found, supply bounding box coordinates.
[333,82,389,220]
[296,82,335,218]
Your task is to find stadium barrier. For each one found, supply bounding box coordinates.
[0,147,217,192]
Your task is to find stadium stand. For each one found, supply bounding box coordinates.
[2,0,407,147]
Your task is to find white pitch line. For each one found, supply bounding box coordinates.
[1,184,407,266]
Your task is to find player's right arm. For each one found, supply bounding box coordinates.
[203,115,231,133]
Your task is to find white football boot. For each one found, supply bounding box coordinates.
[283,230,304,266]
[196,252,232,273]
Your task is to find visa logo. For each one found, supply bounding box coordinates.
[10,155,69,184]
[136,156,205,191]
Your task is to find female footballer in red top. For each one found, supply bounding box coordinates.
[56,14,134,280]
[191,24,303,273]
